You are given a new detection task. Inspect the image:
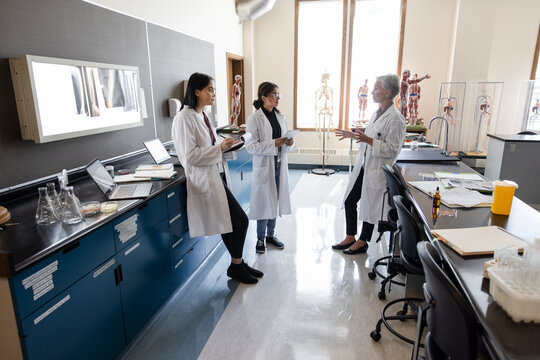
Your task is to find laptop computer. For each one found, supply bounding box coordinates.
[144,138,171,164]
[85,158,153,200]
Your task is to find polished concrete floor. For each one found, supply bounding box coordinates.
[121,170,418,360]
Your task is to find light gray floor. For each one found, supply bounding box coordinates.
[122,171,418,359]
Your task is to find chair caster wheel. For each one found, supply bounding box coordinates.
[368,271,376,280]
[370,330,381,342]
[378,291,386,300]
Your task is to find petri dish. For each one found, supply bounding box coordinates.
[81,201,100,217]
[100,201,118,214]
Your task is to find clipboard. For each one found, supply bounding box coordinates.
[431,226,527,256]
[224,140,244,153]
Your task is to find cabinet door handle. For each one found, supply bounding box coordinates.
[167,191,175,198]
[138,202,148,211]
[62,240,80,254]
[241,172,244,181]
[114,265,123,285]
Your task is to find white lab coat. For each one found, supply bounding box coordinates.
[245,108,296,220]
[171,107,236,238]
[343,105,406,224]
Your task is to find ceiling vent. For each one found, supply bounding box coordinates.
[235,0,276,22]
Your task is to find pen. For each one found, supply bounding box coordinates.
[219,134,227,139]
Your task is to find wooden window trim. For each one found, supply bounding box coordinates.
[530,24,540,80]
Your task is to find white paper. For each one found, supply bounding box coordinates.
[136,163,173,171]
[434,171,483,181]
[283,129,300,139]
[134,170,177,179]
[408,180,492,208]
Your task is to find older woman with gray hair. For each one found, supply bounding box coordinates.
[332,74,406,254]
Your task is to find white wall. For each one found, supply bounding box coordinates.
[248,0,540,163]
[88,0,244,126]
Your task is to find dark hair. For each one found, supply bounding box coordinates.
[181,72,214,110]
[253,82,280,113]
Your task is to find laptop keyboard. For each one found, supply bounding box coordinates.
[114,184,137,198]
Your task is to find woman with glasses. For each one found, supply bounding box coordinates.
[246,82,296,254]
[172,72,263,284]
[332,74,406,254]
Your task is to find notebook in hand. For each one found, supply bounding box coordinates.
[85,158,152,200]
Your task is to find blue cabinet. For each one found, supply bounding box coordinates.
[11,224,115,320]
[172,239,205,287]
[205,234,221,256]
[118,218,172,342]
[166,184,186,215]
[20,256,124,360]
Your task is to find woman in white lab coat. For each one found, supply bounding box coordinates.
[171,72,263,284]
[245,82,295,254]
[332,74,406,254]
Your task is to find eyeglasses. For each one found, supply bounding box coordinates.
[270,92,280,99]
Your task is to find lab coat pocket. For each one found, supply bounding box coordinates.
[189,168,210,195]
[253,166,269,185]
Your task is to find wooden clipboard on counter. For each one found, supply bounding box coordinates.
[431,226,527,256]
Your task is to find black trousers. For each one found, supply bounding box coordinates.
[344,167,375,240]
[220,174,248,259]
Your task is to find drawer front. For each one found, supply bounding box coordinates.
[172,239,205,287]
[166,184,186,216]
[12,224,115,320]
[205,234,222,256]
[171,232,199,265]
[20,256,124,360]
[112,193,167,250]
[169,207,188,240]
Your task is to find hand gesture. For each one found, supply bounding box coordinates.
[275,137,288,147]
[335,129,355,141]
[220,137,239,152]
[285,138,294,146]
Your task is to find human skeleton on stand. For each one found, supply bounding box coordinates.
[315,72,334,164]
[230,75,242,129]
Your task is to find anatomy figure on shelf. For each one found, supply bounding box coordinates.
[473,94,492,153]
[315,72,334,162]
[530,97,540,122]
[398,69,430,125]
[433,96,457,149]
[230,75,242,128]
[358,79,369,122]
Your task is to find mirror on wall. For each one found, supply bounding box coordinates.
[9,55,144,143]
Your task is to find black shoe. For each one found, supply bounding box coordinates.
[343,243,369,255]
[242,261,264,278]
[266,236,284,249]
[256,239,266,253]
[332,240,355,250]
[227,263,258,284]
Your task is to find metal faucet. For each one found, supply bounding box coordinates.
[428,116,450,156]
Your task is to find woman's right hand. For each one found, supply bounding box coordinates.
[274,137,288,147]
[335,129,355,140]
[220,137,236,152]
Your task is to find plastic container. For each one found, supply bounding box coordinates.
[491,180,518,215]
[81,201,100,217]
[100,201,118,214]
[488,267,540,323]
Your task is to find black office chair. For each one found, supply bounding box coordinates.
[370,195,426,345]
[368,164,406,300]
[413,241,478,360]
[517,130,537,135]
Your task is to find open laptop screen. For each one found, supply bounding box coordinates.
[86,159,115,195]
[144,138,171,164]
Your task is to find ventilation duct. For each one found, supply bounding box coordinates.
[235,0,276,22]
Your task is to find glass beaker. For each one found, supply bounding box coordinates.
[46,182,63,214]
[60,186,83,224]
[36,187,58,225]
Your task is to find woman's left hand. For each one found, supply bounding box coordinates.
[354,128,373,145]
[285,138,294,146]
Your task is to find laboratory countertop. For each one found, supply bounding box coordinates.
[487,134,540,142]
[397,161,540,360]
[0,153,186,278]
[397,147,460,162]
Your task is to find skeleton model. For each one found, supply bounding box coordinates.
[315,72,334,164]
[358,79,369,123]
[473,94,492,153]
[398,69,430,125]
[230,75,242,128]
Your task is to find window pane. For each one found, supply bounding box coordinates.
[297,1,343,129]
[348,0,401,128]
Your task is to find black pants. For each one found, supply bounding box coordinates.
[220,174,248,259]
[344,167,375,241]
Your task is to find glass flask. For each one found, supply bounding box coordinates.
[36,187,58,225]
[46,182,63,214]
[60,186,84,224]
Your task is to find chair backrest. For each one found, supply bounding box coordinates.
[393,195,424,273]
[417,241,478,360]
[382,164,405,208]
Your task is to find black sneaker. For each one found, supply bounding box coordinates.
[266,236,284,249]
[256,239,266,253]
[242,261,264,278]
[227,263,258,284]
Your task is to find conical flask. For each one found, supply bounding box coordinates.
[60,186,83,224]
[46,182,63,214]
[36,187,58,225]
